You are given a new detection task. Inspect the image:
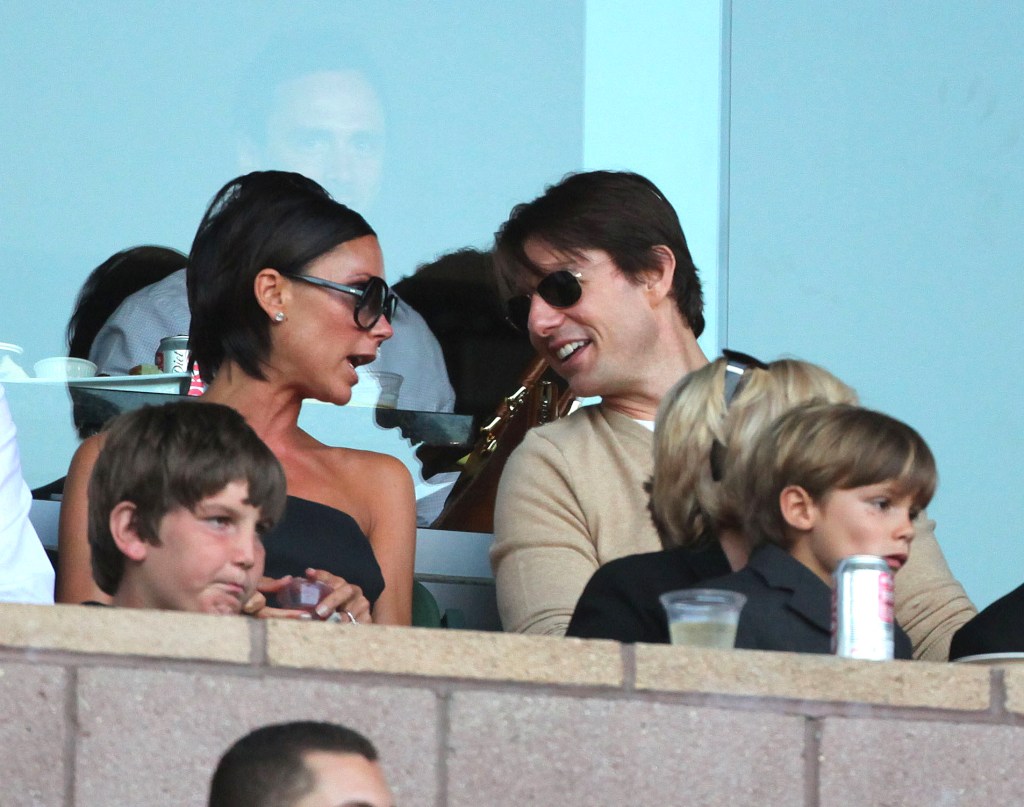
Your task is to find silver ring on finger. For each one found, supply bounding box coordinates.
[345,610,358,625]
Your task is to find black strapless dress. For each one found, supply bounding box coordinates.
[262,496,385,606]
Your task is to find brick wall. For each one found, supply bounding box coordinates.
[1,603,1022,806]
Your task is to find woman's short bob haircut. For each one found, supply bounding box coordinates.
[647,355,857,551]
[743,402,937,549]
[494,170,705,338]
[188,170,375,381]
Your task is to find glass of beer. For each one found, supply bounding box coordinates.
[659,589,747,648]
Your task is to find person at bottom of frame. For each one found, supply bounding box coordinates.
[208,721,393,807]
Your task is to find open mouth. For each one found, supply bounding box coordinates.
[554,340,589,363]
[347,353,375,369]
[885,555,907,572]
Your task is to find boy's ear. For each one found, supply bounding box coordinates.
[109,501,150,562]
[779,485,817,532]
[639,244,676,303]
[253,268,290,321]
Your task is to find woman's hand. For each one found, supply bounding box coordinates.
[305,568,373,624]
[244,571,372,624]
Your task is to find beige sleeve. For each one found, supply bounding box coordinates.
[491,430,599,635]
[895,511,977,661]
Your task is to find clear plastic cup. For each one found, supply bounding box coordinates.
[0,343,29,380]
[349,370,403,409]
[659,588,747,649]
[276,579,332,616]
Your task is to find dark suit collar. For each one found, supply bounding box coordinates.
[746,544,832,633]
[667,543,731,581]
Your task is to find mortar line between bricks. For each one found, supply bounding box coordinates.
[622,643,637,691]
[250,617,267,666]
[437,688,452,807]
[992,669,1007,715]
[65,666,79,807]
[804,716,821,807]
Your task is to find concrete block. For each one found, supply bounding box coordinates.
[820,717,1024,806]
[636,645,989,710]
[267,622,623,687]
[447,690,806,806]
[75,667,438,807]
[998,665,1024,714]
[0,662,68,807]
[0,603,251,663]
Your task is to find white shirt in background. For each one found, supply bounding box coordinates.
[0,384,55,603]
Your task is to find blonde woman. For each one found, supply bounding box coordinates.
[567,352,975,657]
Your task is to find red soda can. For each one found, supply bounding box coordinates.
[831,555,895,660]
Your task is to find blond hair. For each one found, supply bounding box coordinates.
[743,402,937,549]
[647,356,857,550]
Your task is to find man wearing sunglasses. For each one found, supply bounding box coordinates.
[490,170,710,635]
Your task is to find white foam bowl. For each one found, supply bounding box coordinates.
[33,357,98,380]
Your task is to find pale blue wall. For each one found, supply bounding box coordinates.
[5,0,1016,611]
[0,1,585,364]
[584,0,725,357]
[725,2,1024,608]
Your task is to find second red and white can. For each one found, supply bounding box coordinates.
[831,555,895,660]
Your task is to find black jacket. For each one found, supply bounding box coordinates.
[949,582,1024,660]
[567,542,913,659]
[566,545,730,643]
[703,544,912,659]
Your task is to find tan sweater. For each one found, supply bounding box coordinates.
[491,404,976,660]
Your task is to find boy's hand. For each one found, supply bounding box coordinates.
[243,575,311,620]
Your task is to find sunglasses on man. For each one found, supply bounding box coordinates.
[290,274,398,331]
[505,270,583,332]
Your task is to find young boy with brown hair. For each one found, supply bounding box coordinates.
[704,401,937,657]
[87,401,286,614]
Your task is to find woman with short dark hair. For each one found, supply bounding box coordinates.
[58,172,415,625]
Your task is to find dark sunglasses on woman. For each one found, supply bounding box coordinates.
[505,270,583,332]
[290,274,398,331]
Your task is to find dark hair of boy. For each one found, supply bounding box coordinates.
[87,401,287,596]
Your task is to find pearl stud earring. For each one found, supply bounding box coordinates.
[274,312,286,322]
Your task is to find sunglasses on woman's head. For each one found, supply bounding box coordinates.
[290,274,398,331]
[505,270,583,332]
[709,349,769,482]
[720,349,769,408]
